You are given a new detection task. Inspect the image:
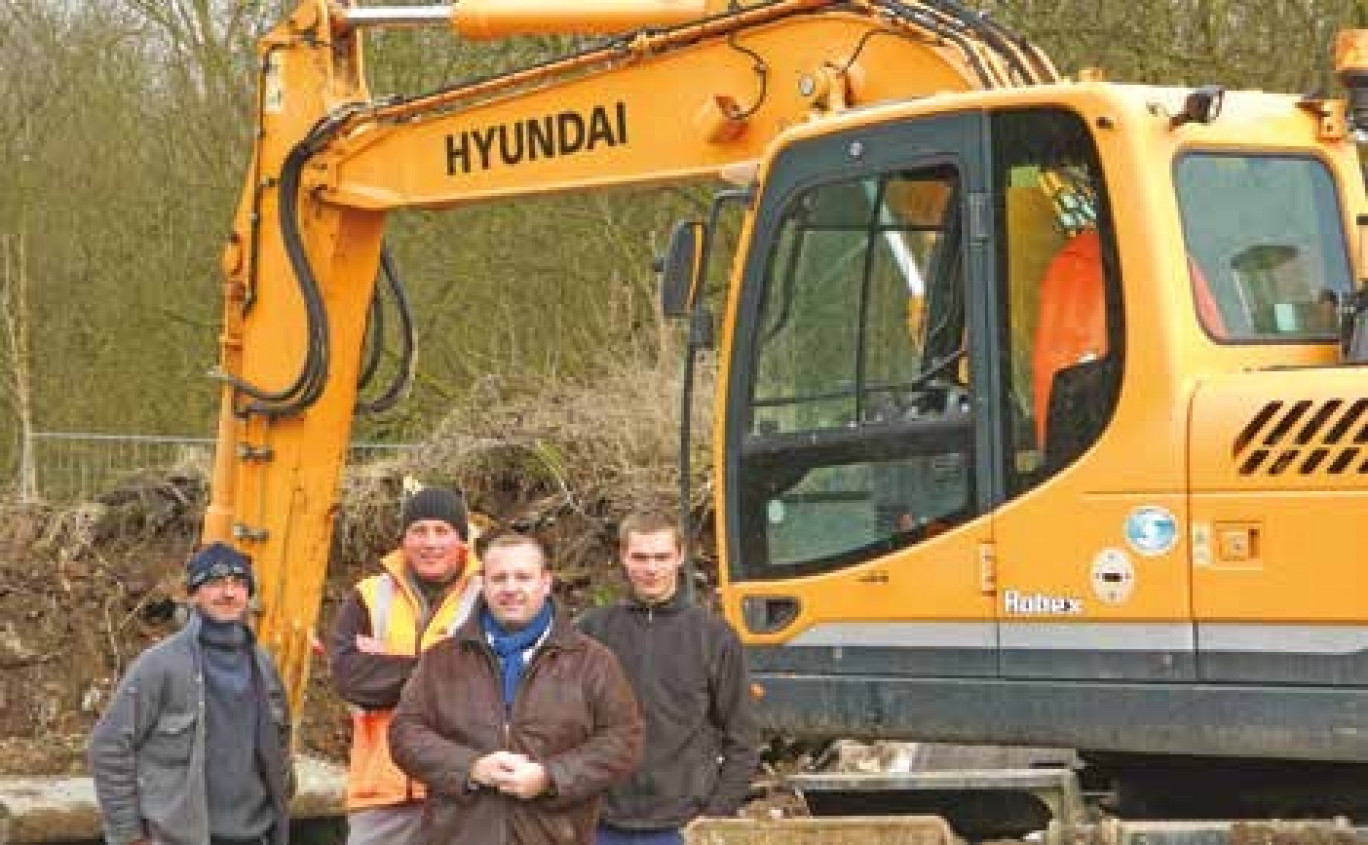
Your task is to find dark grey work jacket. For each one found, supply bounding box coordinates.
[578,592,761,830]
[87,611,294,845]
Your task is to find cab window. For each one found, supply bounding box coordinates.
[1176,154,1351,342]
[994,108,1122,492]
[738,163,974,575]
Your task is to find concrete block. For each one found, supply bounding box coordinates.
[0,753,346,844]
[686,814,963,845]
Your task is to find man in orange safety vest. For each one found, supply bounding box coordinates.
[327,486,482,845]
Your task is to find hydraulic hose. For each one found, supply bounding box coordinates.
[931,0,1038,83]
[357,288,386,393]
[222,122,336,418]
[356,247,417,414]
[874,0,1046,87]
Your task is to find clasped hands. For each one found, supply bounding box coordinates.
[355,635,387,654]
[469,750,550,799]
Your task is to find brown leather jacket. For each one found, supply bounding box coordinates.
[389,604,643,845]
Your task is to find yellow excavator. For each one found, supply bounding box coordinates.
[206,0,1368,826]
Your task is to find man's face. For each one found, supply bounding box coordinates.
[482,544,552,630]
[402,519,467,583]
[190,575,251,623]
[622,529,683,604]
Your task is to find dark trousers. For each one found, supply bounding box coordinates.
[211,831,273,845]
[595,824,685,845]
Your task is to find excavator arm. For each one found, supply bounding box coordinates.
[206,0,1057,714]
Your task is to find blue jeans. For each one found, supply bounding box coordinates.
[595,823,685,845]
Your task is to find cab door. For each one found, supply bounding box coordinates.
[988,107,1196,682]
[722,112,1001,682]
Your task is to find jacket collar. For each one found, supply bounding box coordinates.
[380,548,408,581]
[382,547,477,611]
[454,600,581,652]
[623,587,689,615]
[183,605,204,638]
[174,606,259,657]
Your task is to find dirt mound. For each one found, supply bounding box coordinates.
[0,470,203,775]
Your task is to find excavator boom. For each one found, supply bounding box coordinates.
[208,0,1056,712]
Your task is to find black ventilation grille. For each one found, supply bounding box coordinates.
[1233,399,1368,476]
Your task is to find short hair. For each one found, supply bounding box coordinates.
[618,511,682,549]
[482,531,550,569]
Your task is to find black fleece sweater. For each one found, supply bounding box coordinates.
[577,592,760,829]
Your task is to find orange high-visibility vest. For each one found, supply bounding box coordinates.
[346,549,481,811]
[1033,230,1108,447]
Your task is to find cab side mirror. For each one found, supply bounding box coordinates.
[659,220,705,319]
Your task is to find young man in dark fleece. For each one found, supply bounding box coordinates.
[89,542,293,845]
[578,512,760,845]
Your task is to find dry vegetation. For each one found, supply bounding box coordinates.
[0,359,716,774]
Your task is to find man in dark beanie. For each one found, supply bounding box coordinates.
[89,541,293,845]
[328,484,483,845]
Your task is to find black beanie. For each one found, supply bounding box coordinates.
[401,487,468,539]
[185,541,256,596]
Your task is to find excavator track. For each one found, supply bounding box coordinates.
[687,763,1368,845]
[686,818,1368,845]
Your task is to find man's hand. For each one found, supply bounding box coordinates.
[469,751,527,789]
[498,758,550,799]
[354,635,387,655]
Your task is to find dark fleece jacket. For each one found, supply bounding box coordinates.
[577,591,760,829]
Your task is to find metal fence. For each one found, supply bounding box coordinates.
[29,432,415,503]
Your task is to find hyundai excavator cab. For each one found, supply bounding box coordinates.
[206,0,1368,823]
[666,76,1368,769]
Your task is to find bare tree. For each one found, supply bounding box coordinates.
[0,234,35,501]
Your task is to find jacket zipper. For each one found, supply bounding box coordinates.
[506,645,550,735]
[487,640,551,752]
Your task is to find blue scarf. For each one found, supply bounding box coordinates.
[481,601,554,708]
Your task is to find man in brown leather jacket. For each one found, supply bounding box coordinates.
[389,532,643,845]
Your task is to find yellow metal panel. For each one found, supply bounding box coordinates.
[1189,367,1368,621]
[724,523,995,645]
